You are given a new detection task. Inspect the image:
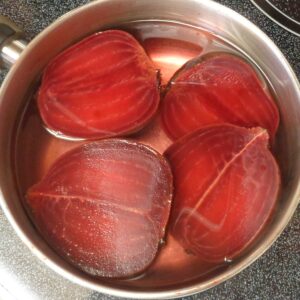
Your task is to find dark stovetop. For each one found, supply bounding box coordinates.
[270,0,300,22]
[0,1,299,300]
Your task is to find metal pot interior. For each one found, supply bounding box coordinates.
[0,0,299,298]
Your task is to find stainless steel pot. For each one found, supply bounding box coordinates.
[0,0,299,298]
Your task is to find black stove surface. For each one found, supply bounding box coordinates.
[270,0,300,22]
[251,0,300,35]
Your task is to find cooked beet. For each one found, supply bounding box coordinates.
[161,53,279,140]
[26,139,173,278]
[165,124,280,262]
[38,30,160,139]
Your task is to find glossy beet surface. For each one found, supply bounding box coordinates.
[26,140,173,278]
[165,124,280,262]
[38,30,160,139]
[161,53,279,140]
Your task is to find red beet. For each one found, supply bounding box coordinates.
[26,140,173,278]
[165,124,280,262]
[161,53,279,140]
[38,30,160,139]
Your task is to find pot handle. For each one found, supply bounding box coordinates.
[0,16,27,69]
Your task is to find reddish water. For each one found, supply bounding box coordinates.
[14,21,275,287]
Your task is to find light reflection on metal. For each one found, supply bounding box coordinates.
[1,39,27,68]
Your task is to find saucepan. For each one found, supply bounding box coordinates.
[0,0,299,298]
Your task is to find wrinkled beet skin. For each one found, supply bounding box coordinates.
[165,124,280,262]
[161,53,280,141]
[26,140,173,278]
[38,30,160,139]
